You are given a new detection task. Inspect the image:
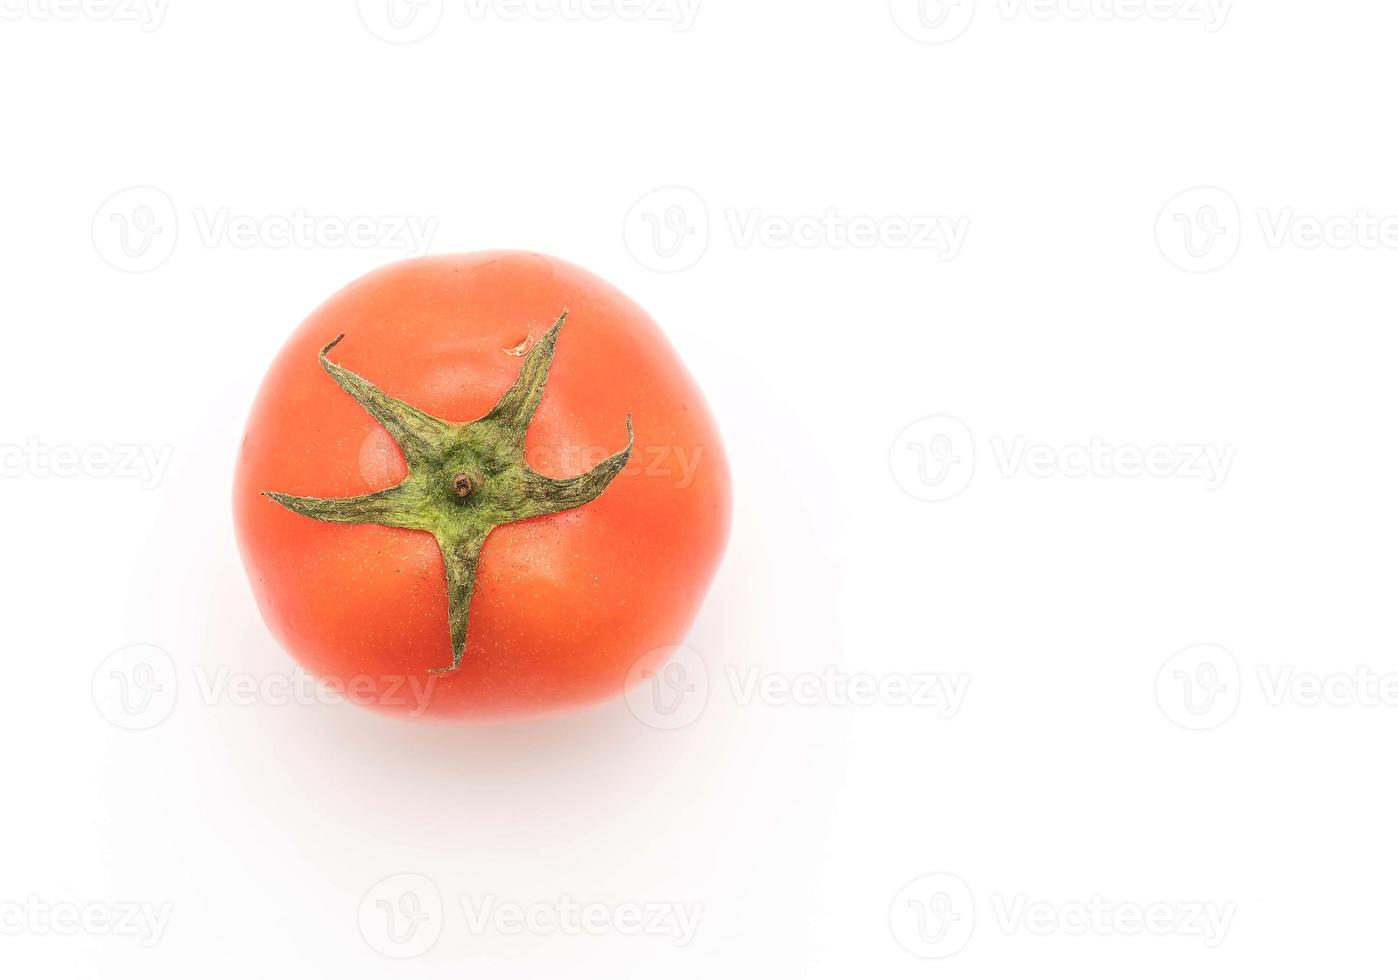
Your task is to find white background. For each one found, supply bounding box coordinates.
[2,0,1395,976]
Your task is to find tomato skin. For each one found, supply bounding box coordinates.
[233,252,730,721]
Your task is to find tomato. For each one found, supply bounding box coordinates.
[233,252,730,721]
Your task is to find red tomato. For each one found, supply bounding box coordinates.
[233,252,730,721]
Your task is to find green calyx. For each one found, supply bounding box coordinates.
[264,310,633,673]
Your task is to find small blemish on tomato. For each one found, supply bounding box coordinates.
[503,334,534,357]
